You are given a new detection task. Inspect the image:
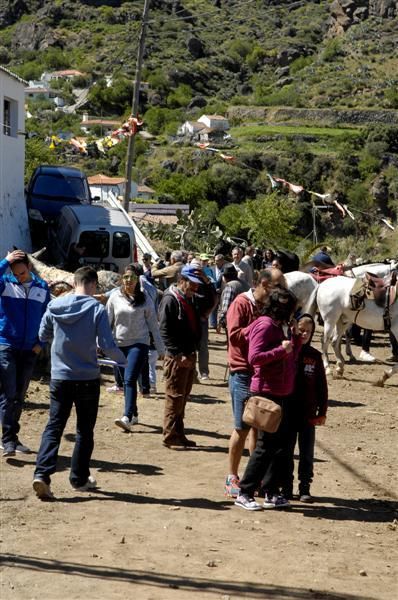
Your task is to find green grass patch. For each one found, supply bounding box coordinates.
[231,124,362,139]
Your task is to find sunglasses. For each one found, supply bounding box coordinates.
[123,274,138,281]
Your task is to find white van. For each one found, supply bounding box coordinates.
[48,204,137,272]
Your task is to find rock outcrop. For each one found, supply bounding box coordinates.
[329,0,398,34]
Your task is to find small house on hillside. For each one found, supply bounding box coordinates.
[177,114,230,145]
[0,66,31,254]
[88,174,138,201]
[136,185,156,200]
[80,113,120,135]
[42,70,85,82]
[177,120,205,137]
[197,114,229,130]
[25,83,65,107]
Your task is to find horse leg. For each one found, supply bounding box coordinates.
[332,320,347,378]
[373,363,398,387]
[344,328,355,361]
[322,320,335,376]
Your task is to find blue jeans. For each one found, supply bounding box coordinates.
[120,344,149,419]
[228,371,251,430]
[0,346,38,445]
[34,379,100,487]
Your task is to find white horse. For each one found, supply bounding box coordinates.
[348,261,398,279]
[284,271,318,315]
[316,276,398,385]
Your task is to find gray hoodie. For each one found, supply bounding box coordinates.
[106,289,165,354]
[39,295,126,380]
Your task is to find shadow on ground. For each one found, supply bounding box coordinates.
[0,553,381,599]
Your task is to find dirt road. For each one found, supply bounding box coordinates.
[1,331,397,599]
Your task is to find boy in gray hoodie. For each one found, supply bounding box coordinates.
[33,267,126,500]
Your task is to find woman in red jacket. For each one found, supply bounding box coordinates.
[234,287,301,511]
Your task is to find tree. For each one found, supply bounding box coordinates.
[217,203,246,237]
[244,193,300,249]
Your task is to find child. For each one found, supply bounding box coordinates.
[286,313,328,503]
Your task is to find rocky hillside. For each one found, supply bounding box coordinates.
[1,1,397,256]
[1,0,397,111]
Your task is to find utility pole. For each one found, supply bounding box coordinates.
[123,0,151,212]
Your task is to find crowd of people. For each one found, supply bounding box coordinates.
[3,243,387,508]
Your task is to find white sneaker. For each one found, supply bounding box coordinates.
[358,350,376,363]
[115,416,132,432]
[150,386,157,393]
[73,475,97,492]
[106,385,123,394]
[33,478,54,500]
[234,493,262,511]
[131,416,139,425]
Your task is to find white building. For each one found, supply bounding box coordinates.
[0,66,31,255]
[41,69,85,82]
[177,120,205,137]
[197,114,229,130]
[88,174,137,201]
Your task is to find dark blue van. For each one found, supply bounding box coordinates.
[26,165,92,246]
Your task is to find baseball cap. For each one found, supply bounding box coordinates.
[180,265,203,284]
[200,253,210,261]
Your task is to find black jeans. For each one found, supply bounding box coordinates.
[239,396,295,497]
[34,379,100,487]
[285,422,315,492]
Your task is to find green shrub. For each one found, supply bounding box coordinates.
[167,84,192,109]
[384,87,398,109]
[144,107,183,135]
[257,84,305,107]
[290,56,314,74]
[322,39,344,62]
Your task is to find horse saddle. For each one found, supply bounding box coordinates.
[365,271,397,308]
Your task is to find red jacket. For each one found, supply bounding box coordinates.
[244,316,302,397]
[226,291,263,372]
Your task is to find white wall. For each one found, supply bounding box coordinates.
[0,71,31,256]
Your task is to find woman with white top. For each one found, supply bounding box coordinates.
[107,263,164,432]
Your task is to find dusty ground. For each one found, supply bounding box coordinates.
[1,330,397,600]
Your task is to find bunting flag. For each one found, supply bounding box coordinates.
[196,144,235,161]
[308,190,355,220]
[111,115,143,139]
[267,175,355,220]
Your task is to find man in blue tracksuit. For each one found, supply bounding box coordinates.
[0,250,50,457]
[33,266,126,500]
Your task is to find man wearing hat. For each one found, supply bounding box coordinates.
[159,265,202,447]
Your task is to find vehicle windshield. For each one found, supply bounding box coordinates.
[32,174,89,202]
[78,231,109,258]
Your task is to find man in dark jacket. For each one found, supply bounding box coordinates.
[159,265,202,448]
[0,250,50,457]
